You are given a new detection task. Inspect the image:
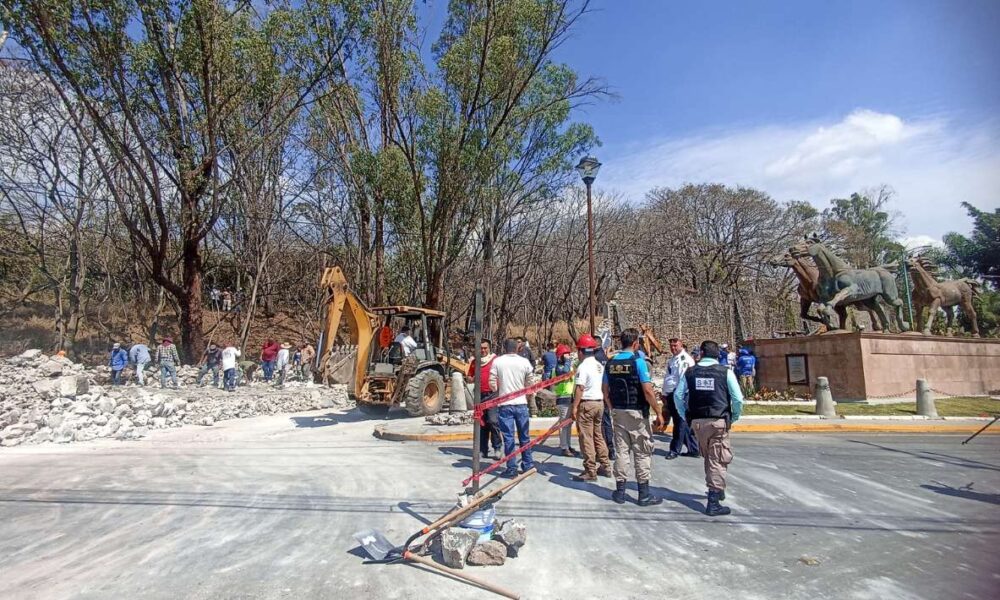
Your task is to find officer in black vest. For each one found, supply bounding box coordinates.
[673,340,745,516]
[603,328,665,506]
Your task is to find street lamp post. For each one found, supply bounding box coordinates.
[575,156,602,334]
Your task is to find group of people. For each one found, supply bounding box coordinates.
[468,330,746,517]
[107,337,317,392]
[208,287,244,313]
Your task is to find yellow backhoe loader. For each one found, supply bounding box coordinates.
[318,267,469,416]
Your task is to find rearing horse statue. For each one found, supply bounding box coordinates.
[788,236,908,332]
[770,251,879,332]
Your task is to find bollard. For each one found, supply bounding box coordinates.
[916,379,938,418]
[450,371,468,413]
[814,377,837,417]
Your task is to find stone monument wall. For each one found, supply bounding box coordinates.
[755,333,1000,400]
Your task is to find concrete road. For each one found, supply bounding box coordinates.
[0,409,997,600]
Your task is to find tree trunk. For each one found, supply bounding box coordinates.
[180,237,205,363]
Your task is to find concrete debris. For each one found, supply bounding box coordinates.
[494,519,527,557]
[439,527,481,569]
[0,349,352,448]
[466,541,507,566]
[425,411,474,426]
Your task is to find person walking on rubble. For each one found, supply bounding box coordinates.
[490,339,537,478]
[129,341,151,386]
[156,337,180,389]
[604,328,665,506]
[221,343,241,392]
[108,343,128,386]
[673,340,744,517]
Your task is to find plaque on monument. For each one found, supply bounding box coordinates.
[786,354,808,385]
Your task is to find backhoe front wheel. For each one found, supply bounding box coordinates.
[404,370,445,417]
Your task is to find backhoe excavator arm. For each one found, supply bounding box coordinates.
[319,267,376,399]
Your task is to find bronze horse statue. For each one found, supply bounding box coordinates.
[906,256,981,337]
[771,252,878,332]
[789,236,908,332]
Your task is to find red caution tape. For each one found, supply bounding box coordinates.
[462,416,574,487]
[473,372,575,425]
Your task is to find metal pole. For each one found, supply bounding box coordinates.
[901,252,914,331]
[585,179,596,333]
[471,287,484,494]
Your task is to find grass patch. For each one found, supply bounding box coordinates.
[744,397,1000,417]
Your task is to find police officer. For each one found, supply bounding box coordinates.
[603,328,665,506]
[673,340,745,516]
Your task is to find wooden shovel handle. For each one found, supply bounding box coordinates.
[404,551,520,599]
[423,468,537,534]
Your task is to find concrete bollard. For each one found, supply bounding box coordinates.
[449,371,468,413]
[916,379,938,418]
[814,377,837,417]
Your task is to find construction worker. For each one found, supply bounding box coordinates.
[604,328,665,506]
[541,342,558,380]
[552,344,578,457]
[571,333,612,481]
[394,327,418,356]
[661,337,698,459]
[674,340,744,517]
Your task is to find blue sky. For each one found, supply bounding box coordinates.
[549,0,1000,243]
[424,0,1000,242]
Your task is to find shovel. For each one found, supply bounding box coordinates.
[352,468,536,598]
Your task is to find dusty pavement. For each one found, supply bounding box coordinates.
[0,409,997,600]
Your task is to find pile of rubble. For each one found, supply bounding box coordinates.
[0,349,352,448]
[437,519,527,568]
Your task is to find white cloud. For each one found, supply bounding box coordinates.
[900,235,945,250]
[598,109,1000,240]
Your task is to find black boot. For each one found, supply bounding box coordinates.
[637,481,662,506]
[706,490,731,516]
[612,480,627,504]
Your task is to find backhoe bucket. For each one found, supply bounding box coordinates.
[353,528,397,561]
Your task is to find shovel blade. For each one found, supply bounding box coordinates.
[353,528,396,561]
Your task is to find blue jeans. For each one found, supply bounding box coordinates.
[498,404,534,473]
[261,359,275,381]
[602,408,616,460]
[224,368,237,391]
[160,364,178,388]
[111,369,123,386]
[667,394,699,454]
[197,364,220,386]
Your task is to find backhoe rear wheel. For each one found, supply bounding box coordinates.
[404,370,445,417]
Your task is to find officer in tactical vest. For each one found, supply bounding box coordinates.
[673,340,745,516]
[603,328,665,506]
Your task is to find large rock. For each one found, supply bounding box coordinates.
[494,519,527,557]
[466,541,507,566]
[96,398,116,414]
[439,527,480,569]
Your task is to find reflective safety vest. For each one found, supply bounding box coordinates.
[684,364,732,421]
[607,354,647,416]
[552,359,576,397]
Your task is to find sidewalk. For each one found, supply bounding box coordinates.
[374,414,999,442]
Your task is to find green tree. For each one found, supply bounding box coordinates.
[943,202,1000,289]
[821,185,902,267]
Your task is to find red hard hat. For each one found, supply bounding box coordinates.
[576,333,599,350]
[555,344,571,356]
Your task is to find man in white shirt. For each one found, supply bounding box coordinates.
[489,339,536,477]
[661,337,698,459]
[571,333,612,481]
[394,327,419,356]
[221,344,241,392]
[275,343,291,388]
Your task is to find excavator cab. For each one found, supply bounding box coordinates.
[317,266,468,417]
[364,306,450,416]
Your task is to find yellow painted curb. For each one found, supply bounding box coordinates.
[373,423,998,442]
